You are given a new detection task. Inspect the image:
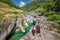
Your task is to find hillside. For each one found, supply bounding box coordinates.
[0,0,26,40]
[0,0,20,9]
[22,0,52,11]
[0,1,24,24]
[22,0,60,34]
[22,0,60,21]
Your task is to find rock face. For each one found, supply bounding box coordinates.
[0,14,33,40]
[16,14,35,32]
[16,18,25,33]
[0,13,48,40]
[20,15,60,40]
[0,19,15,40]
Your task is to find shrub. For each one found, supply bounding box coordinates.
[44,11,55,17]
[47,14,60,21]
[14,11,18,14]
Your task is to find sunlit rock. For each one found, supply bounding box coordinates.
[16,18,25,33]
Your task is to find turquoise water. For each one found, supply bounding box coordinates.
[10,23,34,40]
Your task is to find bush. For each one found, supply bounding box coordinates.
[44,11,55,17]
[35,7,45,13]
[47,14,60,21]
[14,11,18,14]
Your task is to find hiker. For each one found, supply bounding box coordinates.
[32,25,44,38]
[32,20,36,25]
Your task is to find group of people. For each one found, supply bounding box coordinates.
[32,25,44,39]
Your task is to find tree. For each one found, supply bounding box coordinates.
[55,0,60,11]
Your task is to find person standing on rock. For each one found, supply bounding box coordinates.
[32,25,44,38]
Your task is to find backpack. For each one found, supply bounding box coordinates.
[33,21,36,25]
[36,25,40,33]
